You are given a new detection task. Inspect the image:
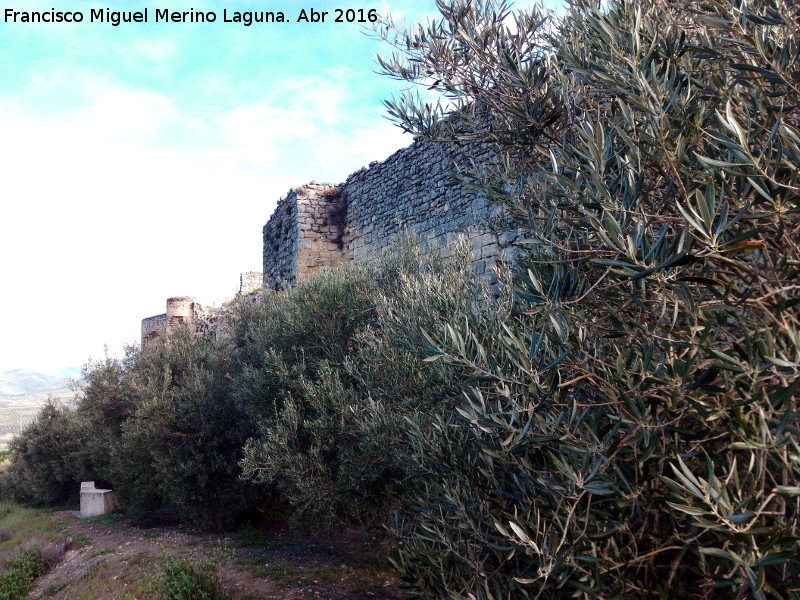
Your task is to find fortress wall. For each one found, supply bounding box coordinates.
[293,183,350,280]
[142,138,516,346]
[262,189,300,290]
[141,293,238,347]
[341,139,503,277]
[263,183,350,289]
[261,138,514,290]
[166,296,197,334]
[141,313,167,348]
[143,138,516,346]
[239,272,263,295]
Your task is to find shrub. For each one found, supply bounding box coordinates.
[109,329,263,526]
[147,553,228,600]
[238,248,477,529]
[1,331,266,526]
[0,400,85,505]
[75,352,141,487]
[0,540,65,600]
[379,0,800,597]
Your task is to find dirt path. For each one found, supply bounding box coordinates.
[30,512,404,600]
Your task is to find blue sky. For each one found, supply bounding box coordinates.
[0,0,553,374]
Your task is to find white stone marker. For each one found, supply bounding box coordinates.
[79,481,119,518]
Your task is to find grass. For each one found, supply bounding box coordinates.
[237,554,352,587]
[0,502,63,557]
[0,502,400,599]
[233,526,289,550]
[231,524,399,594]
[56,557,150,600]
[86,547,117,558]
[0,503,146,600]
[83,513,124,530]
[44,580,68,596]
[0,502,67,600]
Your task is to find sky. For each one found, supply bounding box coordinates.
[0,0,553,375]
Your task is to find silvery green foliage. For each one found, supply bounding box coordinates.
[237,242,489,529]
[379,0,800,597]
[110,329,262,527]
[0,401,85,505]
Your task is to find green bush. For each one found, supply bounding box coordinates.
[0,332,265,526]
[238,253,468,529]
[0,400,85,505]
[75,353,141,487]
[108,329,263,526]
[0,545,60,600]
[379,0,800,597]
[2,251,471,530]
[147,553,228,600]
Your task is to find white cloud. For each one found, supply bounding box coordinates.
[87,89,178,139]
[0,67,409,373]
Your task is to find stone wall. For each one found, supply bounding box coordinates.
[262,183,349,290]
[141,273,261,347]
[342,139,504,277]
[144,137,513,345]
[141,297,219,349]
[263,138,513,289]
[141,313,168,347]
[239,271,263,295]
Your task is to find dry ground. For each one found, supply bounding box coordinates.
[28,511,404,600]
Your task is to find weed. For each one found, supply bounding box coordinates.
[146,552,229,600]
[86,513,123,530]
[44,581,68,597]
[0,548,51,600]
[0,504,64,562]
[246,560,349,587]
[247,560,301,585]
[87,547,117,558]
[140,530,162,539]
[126,552,150,566]
[234,525,288,550]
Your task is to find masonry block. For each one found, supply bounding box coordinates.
[80,482,119,518]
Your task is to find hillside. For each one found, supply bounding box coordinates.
[0,369,80,451]
[0,368,79,398]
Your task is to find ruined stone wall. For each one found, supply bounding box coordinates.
[262,183,349,290]
[263,138,514,288]
[141,273,262,347]
[341,139,505,277]
[262,190,299,290]
[239,271,263,295]
[141,313,168,347]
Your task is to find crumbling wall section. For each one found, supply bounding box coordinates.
[141,313,167,348]
[294,183,351,280]
[239,272,263,295]
[262,189,300,290]
[140,271,264,347]
[263,183,350,290]
[190,301,226,337]
[262,138,513,288]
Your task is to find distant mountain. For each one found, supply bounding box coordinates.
[0,369,80,397]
